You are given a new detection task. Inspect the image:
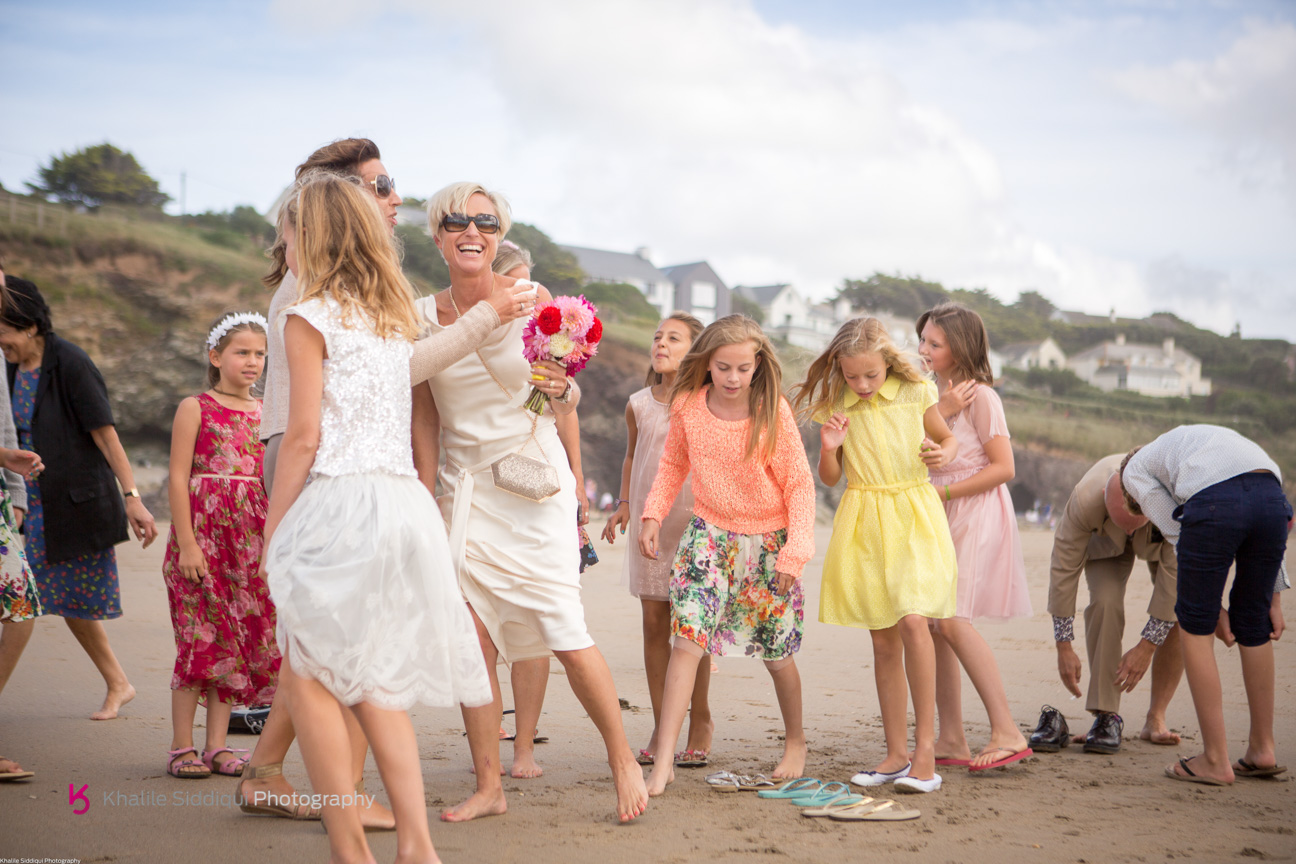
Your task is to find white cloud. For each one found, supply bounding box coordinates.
[266,0,1124,312]
[1111,18,1296,207]
[6,0,1292,337]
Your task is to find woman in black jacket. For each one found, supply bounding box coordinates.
[0,276,157,720]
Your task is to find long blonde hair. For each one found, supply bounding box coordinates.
[645,311,704,387]
[294,172,420,341]
[792,317,925,421]
[669,315,784,464]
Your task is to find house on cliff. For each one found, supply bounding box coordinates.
[659,261,731,325]
[560,245,730,323]
[999,338,1067,372]
[1068,334,1211,398]
[735,284,922,352]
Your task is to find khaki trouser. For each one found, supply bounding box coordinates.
[262,433,282,497]
[1083,545,1160,714]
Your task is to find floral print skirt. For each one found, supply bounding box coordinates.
[669,517,803,660]
[0,478,40,623]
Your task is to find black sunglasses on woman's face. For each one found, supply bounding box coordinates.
[368,175,396,198]
[440,213,500,234]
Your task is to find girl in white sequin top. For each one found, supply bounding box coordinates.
[261,173,492,861]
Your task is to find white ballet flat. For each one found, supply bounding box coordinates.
[850,762,911,787]
[893,773,942,794]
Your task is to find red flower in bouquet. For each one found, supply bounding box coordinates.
[520,295,601,414]
[537,306,563,336]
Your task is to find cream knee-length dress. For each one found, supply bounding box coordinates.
[417,300,594,663]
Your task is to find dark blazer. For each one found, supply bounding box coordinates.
[6,332,128,563]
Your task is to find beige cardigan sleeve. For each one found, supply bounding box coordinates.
[410,301,501,386]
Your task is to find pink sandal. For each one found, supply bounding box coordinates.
[167,748,212,779]
[202,747,250,776]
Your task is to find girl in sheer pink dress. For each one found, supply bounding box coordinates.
[919,303,1032,772]
[602,312,712,767]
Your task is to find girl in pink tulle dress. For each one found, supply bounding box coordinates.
[919,303,1032,773]
[161,313,279,779]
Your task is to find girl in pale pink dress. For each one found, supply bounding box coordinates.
[919,303,1033,772]
[602,312,712,767]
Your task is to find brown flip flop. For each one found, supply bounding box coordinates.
[1234,759,1286,779]
[1165,757,1227,786]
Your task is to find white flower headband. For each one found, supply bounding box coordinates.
[207,312,269,351]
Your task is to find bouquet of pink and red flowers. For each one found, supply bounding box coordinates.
[521,293,603,414]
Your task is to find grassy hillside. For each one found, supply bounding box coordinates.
[2,191,1290,514]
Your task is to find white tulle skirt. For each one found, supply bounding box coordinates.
[266,473,492,711]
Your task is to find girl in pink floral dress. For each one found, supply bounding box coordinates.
[162,313,279,779]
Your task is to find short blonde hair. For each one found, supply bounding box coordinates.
[427,182,512,241]
[492,241,533,277]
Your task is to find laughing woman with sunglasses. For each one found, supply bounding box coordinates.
[411,182,648,824]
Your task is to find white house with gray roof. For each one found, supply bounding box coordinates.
[560,245,732,323]
[560,245,677,319]
[660,261,731,324]
[738,284,916,352]
[1067,334,1211,398]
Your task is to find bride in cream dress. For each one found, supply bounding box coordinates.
[411,181,647,825]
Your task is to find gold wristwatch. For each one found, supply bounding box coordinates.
[124,488,141,499]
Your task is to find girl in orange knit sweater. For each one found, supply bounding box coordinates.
[639,315,817,797]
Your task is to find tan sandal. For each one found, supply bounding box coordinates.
[235,762,321,820]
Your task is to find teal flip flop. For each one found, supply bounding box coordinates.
[756,778,820,799]
[790,782,852,807]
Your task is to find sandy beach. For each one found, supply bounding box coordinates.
[3,522,1293,863]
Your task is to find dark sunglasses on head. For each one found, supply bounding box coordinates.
[441,212,500,234]
[368,175,396,198]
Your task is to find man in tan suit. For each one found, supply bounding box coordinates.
[1037,453,1183,753]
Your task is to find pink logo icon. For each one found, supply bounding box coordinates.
[69,783,89,814]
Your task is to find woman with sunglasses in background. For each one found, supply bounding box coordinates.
[411,182,648,825]
[240,141,535,825]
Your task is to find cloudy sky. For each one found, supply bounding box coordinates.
[3,0,1294,338]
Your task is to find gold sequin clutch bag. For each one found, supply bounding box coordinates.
[467,343,562,503]
[491,452,560,502]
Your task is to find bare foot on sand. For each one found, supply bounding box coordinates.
[359,798,396,831]
[441,788,507,823]
[644,764,674,798]
[510,748,543,779]
[772,737,807,779]
[614,758,649,820]
[91,683,135,720]
[1139,719,1181,745]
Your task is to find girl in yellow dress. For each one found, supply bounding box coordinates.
[793,317,958,794]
